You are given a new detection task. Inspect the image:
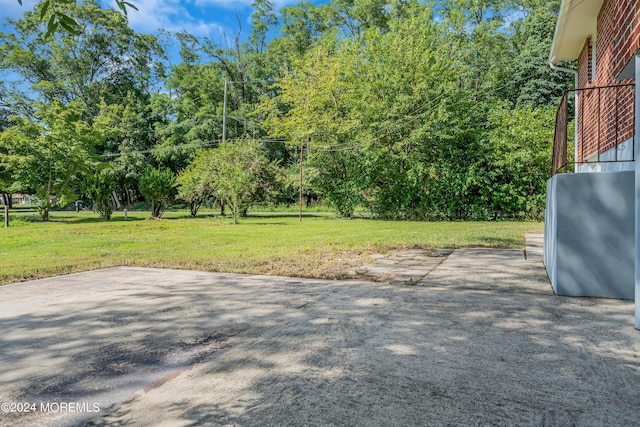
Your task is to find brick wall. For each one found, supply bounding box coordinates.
[577,38,592,88]
[576,0,638,163]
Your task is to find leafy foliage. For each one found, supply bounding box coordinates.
[1,0,569,221]
[176,153,215,217]
[262,0,565,220]
[16,0,136,38]
[83,169,117,221]
[139,168,176,218]
[0,101,98,220]
[192,140,272,224]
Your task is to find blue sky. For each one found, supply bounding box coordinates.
[0,0,308,40]
[0,1,525,42]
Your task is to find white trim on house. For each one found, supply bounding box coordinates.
[549,0,604,62]
[591,41,597,83]
[576,140,635,172]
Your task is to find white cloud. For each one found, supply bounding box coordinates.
[0,0,226,37]
[194,0,253,8]
[106,0,227,36]
[194,0,297,10]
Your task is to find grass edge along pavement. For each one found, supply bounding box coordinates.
[0,212,543,284]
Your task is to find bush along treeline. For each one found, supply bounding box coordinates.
[0,0,571,221]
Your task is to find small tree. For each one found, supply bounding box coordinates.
[84,169,116,221]
[176,155,213,217]
[181,141,271,224]
[139,168,176,218]
[210,140,270,224]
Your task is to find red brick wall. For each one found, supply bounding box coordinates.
[596,0,638,83]
[577,38,591,89]
[576,0,638,163]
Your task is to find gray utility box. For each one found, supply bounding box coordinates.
[544,171,635,300]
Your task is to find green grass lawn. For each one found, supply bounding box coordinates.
[0,211,543,284]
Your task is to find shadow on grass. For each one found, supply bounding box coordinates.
[46,216,147,224]
[246,213,337,219]
[2,214,41,223]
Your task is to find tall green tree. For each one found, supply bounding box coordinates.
[0,89,16,207]
[506,0,574,107]
[0,101,98,220]
[176,153,216,217]
[1,0,163,118]
[152,38,225,171]
[13,0,136,38]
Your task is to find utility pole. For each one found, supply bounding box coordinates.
[222,79,228,143]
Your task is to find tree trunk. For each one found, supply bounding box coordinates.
[232,196,239,224]
[1,193,10,208]
[190,201,199,217]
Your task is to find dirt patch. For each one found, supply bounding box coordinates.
[343,248,453,284]
[241,248,455,284]
[244,249,377,280]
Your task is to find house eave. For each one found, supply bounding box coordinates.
[549,0,605,63]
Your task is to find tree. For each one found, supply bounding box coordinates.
[152,51,224,171]
[1,0,163,119]
[332,0,395,36]
[83,168,116,220]
[278,2,333,56]
[307,148,366,218]
[191,140,270,224]
[0,93,15,208]
[94,98,159,206]
[138,168,176,218]
[250,0,278,54]
[1,3,162,209]
[483,103,555,219]
[14,0,136,38]
[176,154,214,217]
[263,5,469,218]
[506,0,574,107]
[0,0,566,222]
[260,38,365,216]
[0,101,98,220]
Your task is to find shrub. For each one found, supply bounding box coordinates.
[139,168,177,218]
[84,172,116,221]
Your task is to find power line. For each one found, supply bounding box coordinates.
[98,137,289,158]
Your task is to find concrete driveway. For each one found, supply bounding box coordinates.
[1,243,639,426]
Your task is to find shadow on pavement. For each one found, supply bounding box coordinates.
[0,255,638,426]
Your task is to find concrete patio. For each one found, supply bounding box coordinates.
[0,235,638,426]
